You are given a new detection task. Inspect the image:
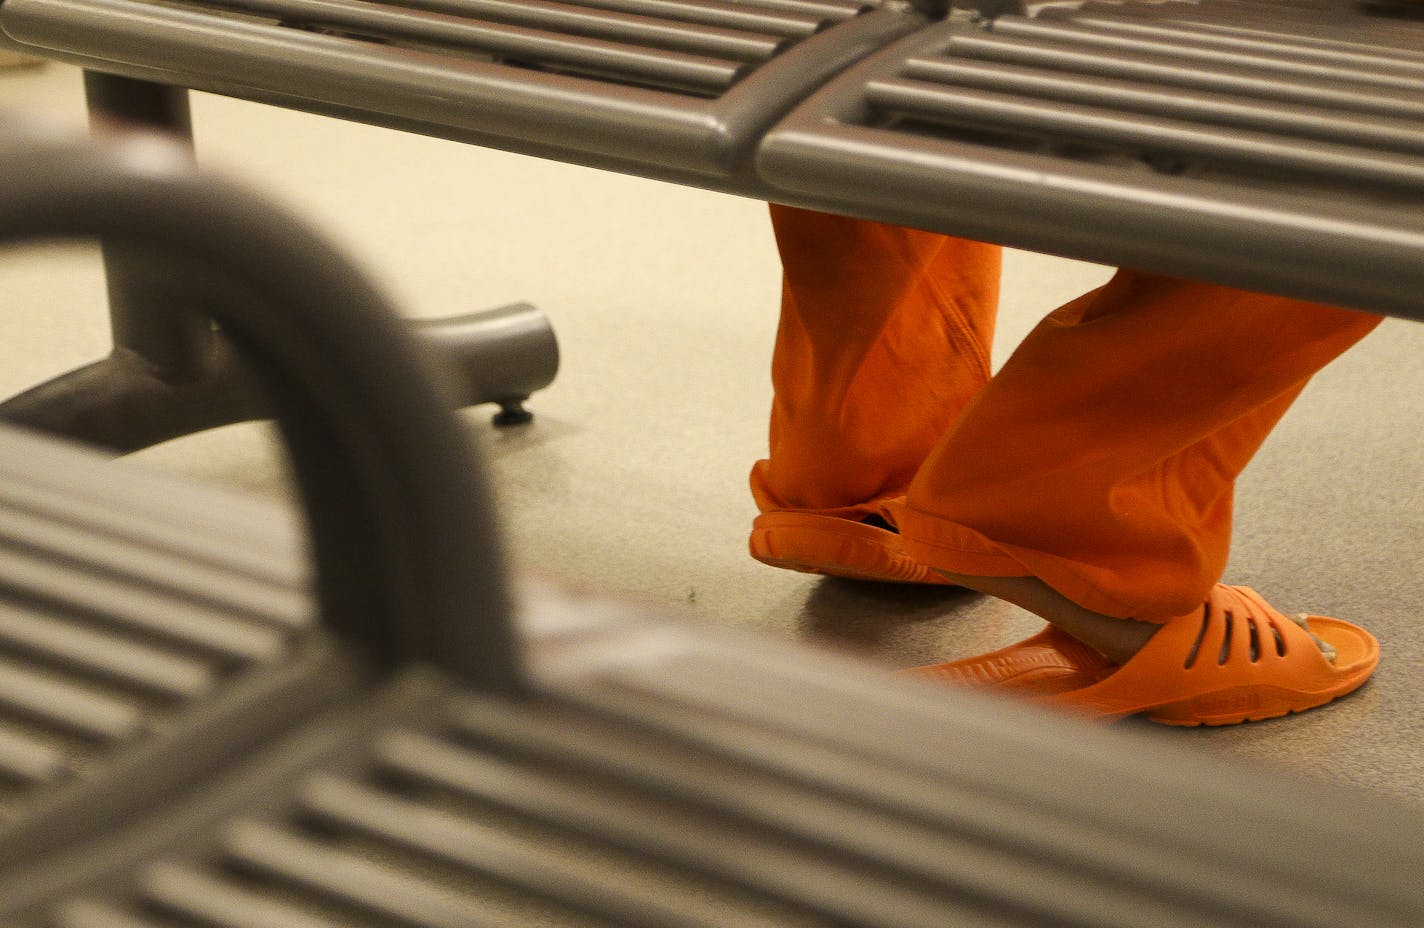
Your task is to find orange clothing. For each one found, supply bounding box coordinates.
[754,205,1382,620]
[749,207,1001,520]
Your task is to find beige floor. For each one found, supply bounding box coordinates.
[2,64,1421,805]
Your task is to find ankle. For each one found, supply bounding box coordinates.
[1058,614,1159,664]
[932,570,1160,664]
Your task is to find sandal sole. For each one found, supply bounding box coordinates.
[1146,615,1378,726]
[909,626,1114,698]
[750,511,954,585]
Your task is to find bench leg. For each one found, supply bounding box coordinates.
[84,73,216,381]
[413,303,558,427]
[0,73,252,451]
[0,74,559,451]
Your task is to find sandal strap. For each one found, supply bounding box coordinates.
[1037,585,1346,721]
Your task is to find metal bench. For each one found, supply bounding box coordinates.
[1,126,1420,928]
[0,0,1422,450]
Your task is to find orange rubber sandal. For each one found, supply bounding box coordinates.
[750,511,955,585]
[1035,585,1379,727]
[907,625,1116,697]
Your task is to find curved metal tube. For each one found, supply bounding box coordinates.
[0,124,522,692]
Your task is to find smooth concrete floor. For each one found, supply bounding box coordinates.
[2,64,1421,805]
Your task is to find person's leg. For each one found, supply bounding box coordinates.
[749,205,999,582]
[898,270,1384,723]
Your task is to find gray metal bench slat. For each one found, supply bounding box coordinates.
[738,0,868,16]
[217,817,523,927]
[133,861,380,928]
[0,658,145,742]
[547,655,1408,927]
[0,603,217,700]
[946,31,1424,120]
[509,0,834,38]
[760,123,1424,320]
[369,727,1023,928]
[50,900,173,928]
[368,0,790,62]
[864,79,1424,191]
[421,703,1304,928]
[0,498,309,631]
[1051,8,1424,69]
[187,0,750,94]
[0,428,305,589]
[1077,0,1424,51]
[759,4,1424,321]
[1,0,737,168]
[297,772,770,928]
[899,55,1424,155]
[0,425,344,830]
[990,15,1424,93]
[0,0,920,184]
[720,0,871,20]
[0,547,289,663]
[0,724,69,786]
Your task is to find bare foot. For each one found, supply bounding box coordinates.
[933,572,1334,665]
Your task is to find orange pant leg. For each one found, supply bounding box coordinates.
[751,205,1001,519]
[897,270,1383,620]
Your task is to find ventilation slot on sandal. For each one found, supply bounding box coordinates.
[1183,604,1210,669]
[1217,611,1234,666]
